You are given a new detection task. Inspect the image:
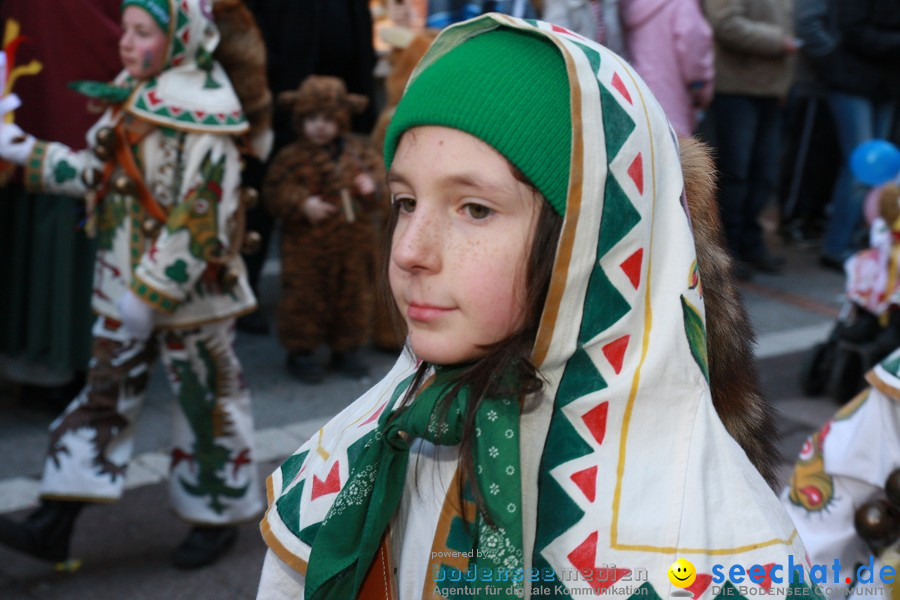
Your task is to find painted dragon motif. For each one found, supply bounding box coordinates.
[165,149,226,261]
[169,336,249,513]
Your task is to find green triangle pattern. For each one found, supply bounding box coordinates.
[574,42,601,78]
[275,478,306,538]
[578,264,630,345]
[597,174,642,258]
[535,413,591,549]
[557,348,607,408]
[600,85,635,160]
[629,583,661,600]
[880,352,900,377]
[298,520,321,546]
[279,450,309,488]
[714,582,747,600]
[532,555,574,598]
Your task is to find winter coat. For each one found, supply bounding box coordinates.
[703,0,795,98]
[622,0,714,136]
[795,0,900,100]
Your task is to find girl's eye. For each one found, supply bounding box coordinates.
[393,196,416,213]
[463,203,492,220]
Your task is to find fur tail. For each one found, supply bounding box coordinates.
[680,136,782,489]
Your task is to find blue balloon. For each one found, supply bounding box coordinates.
[850,139,900,186]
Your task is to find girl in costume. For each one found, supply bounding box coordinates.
[0,0,267,569]
[258,14,817,599]
[782,351,900,599]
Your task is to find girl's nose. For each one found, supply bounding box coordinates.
[391,210,441,273]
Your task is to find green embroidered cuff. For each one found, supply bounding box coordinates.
[130,275,180,314]
[23,141,49,194]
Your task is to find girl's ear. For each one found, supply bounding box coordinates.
[277,90,300,109]
[346,93,369,115]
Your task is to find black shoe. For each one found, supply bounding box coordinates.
[236,311,269,335]
[749,253,785,273]
[171,525,237,569]
[819,255,845,273]
[0,500,84,563]
[331,349,370,379]
[286,352,324,384]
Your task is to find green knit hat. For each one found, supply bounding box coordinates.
[122,0,172,33]
[384,27,572,215]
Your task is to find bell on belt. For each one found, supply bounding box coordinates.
[854,499,898,547]
[242,230,262,254]
[93,126,115,160]
[142,218,162,237]
[81,167,103,189]
[240,187,259,209]
[220,267,240,289]
[112,173,137,196]
[888,468,900,510]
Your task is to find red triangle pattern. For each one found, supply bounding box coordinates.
[570,466,598,503]
[756,563,778,591]
[567,532,631,594]
[551,24,574,35]
[620,249,643,289]
[311,461,341,500]
[611,72,633,105]
[687,574,713,598]
[359,401,387,427]
[567,531,598,572]
[582,401,609,445]
[602,335,630,374]
[628,153,644,195]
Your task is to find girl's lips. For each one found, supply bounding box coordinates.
[407,303,453,323]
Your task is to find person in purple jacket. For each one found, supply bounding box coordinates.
[621,0,714,137]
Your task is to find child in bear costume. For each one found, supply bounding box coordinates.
[263,76,383,383]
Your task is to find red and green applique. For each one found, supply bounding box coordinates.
[165,149,225,261]
[53,159,77,184]
[96,196,128,251]
[788,422,834,512]
[681,295,709,382]
[169,339,250,514]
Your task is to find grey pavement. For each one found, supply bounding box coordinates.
[0,235,849,599]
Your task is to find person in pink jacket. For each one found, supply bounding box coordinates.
[621,0,714,136]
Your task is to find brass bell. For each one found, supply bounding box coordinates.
[112,173,137,196]
[142,218,162,237]
[81,167,103,188]
[220,267,240,289]
[95,126,115,147]
[240,187,259,210]
[854,500,898,546]
[93,143,111,162]
[93,126,116,161]
[241,230,262,254]
[887,468,900,510]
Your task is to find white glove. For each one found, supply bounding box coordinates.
[0,122,35,166]
[116,290,157,341]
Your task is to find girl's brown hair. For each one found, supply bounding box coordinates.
[380,161,563,521]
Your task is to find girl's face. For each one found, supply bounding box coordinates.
[119,7,168,80]
[304,113,339,146]
[388,126,540,365]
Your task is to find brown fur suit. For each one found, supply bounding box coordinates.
[264,77,383,354]
[212,0,272,158]
[681,136,781,488]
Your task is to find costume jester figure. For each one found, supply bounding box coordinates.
[0,0,267,569]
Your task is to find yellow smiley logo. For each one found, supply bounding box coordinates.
[668,558,697,588]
